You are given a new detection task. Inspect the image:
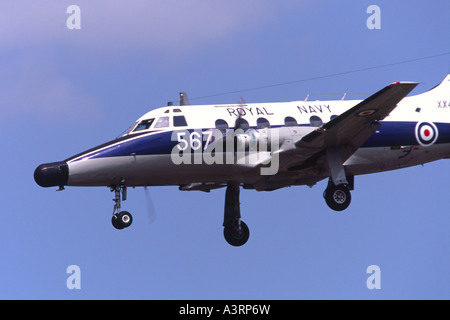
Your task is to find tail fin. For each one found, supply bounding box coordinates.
[420,74,450,98]
[416,75,450,122]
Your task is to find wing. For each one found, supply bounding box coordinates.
[262,81,419,178]
[296,81,418,150]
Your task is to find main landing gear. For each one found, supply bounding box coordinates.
[111,185,133,230]
[323,148,353,211]
[223,184,250,247]
[323,178,353,211]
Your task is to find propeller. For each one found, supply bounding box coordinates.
[144,186,157,224]
[234,96,247,131]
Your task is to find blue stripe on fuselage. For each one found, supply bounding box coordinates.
[362,121,450,147]
[78,131,176,160]
[361,121,417,147]
[73,121,450,160]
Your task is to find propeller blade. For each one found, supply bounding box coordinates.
[234,96,247,131]
[234,114,244,130]
[144,186,157,224]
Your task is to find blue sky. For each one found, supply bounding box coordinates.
[1,0,449,299]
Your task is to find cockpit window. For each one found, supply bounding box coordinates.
[154,116,170,128]
[133,118,154,132]
[174,116,188,127]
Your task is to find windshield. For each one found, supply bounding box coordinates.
[133,118,155,132]
[118,118,156,137]
[154,116,170,128]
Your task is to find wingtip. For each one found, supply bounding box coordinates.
[390,81,419,86]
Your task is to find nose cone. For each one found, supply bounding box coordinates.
[34,161,69,188]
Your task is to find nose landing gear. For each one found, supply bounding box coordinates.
[111,185,133,230]
[112,211,133,230]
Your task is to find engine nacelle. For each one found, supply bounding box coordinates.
[234,130,261,150]
[234,127,306,152]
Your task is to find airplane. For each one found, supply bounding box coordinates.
[34,74,450,246]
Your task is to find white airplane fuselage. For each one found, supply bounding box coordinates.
[34,75,450,245]
[47,75,450,190]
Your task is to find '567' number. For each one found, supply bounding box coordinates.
[176,130,214,151]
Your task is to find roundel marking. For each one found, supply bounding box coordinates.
[357,109,378,117]
[415,122,438,146]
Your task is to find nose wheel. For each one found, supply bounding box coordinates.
[112,211,133,230]
[111,185,133,230]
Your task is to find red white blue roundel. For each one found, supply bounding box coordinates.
[415,122,439,146]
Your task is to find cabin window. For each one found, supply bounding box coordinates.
[257,117,270,129]
[215,119,229,132]
[235,118,249,131]
[330,115,338,121]
[309,116,323,127]
[173,109,182,113]
[284,116,298,127]
[133,118,155,132]
[154,116,170,128]
[174,116,188,127]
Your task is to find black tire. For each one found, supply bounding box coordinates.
[224,220,250,247]
[324,184,351,211]
[112,214,123,229]
[112,211,133,229]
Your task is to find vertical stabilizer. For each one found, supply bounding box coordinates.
[422,74,450,97]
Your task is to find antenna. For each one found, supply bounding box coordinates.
[179,92,190,106]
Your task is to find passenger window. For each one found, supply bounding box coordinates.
[330,115,338,121]
[133,118,154,132]
[309,116,323,127]
[236,118,249,131]
[284,116,298,127]
[215,119,229,133]
[257,117,270,129]
[174,116,188,127]
[154,117,170,128]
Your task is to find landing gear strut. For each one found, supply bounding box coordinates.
[324,148,353,211]
[223,184,250,246]
[111,185,133,230]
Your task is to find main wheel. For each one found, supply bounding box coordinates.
[224,220,250,247]
[324,184,351,211]
[112,211,133,230]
